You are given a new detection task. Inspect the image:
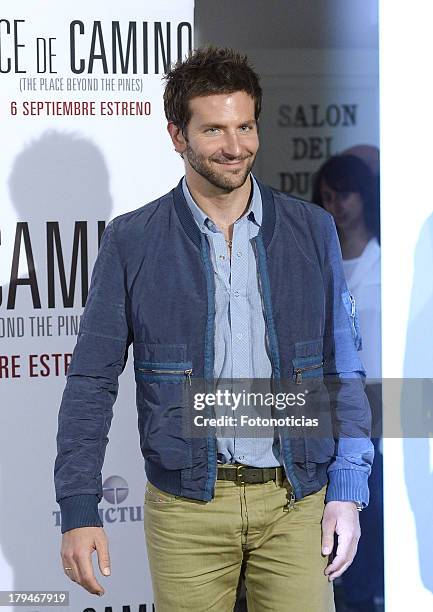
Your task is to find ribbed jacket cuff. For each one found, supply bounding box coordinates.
[325,469,370,508]
[58,494,102,533]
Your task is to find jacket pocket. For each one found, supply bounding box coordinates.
[292,346,324,385]
[133,343,193,470]
[134,360,193,386]
[290,341,326,427]
[292,355,324,384]
[289,340,333,479]
[133,342,193,385]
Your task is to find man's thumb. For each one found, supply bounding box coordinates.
[96,539,111,576]
[321,519,335,556]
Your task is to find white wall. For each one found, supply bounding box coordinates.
[380,1,433,609]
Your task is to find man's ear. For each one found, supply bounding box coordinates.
[167,122,187,155]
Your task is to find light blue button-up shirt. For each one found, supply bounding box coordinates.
[182,175,282,467]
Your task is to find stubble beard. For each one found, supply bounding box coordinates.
[185,143,255,192]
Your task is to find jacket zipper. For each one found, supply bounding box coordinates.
[253,237,298,511]
[294,361,323,384]
[285,359,322,508]
[136,367,193,387]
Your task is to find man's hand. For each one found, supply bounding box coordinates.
[321,501,361,582]
[60,526,111,596]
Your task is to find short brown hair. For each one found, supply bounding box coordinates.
[163,46,262,131]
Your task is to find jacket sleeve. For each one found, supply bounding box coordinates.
[321,213,374,507]
[54,220,133,533]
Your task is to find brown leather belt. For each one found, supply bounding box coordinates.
[217,463,284,486]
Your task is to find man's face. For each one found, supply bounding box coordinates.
[174,91,259,192]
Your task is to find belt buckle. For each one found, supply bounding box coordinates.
[236,465,245,484]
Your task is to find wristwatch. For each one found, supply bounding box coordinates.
[353,501,363,512]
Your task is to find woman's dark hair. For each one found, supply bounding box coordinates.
[163,46,262,132]
[312,154,380,242]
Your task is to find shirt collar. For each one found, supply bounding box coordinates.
[182,174,263,234]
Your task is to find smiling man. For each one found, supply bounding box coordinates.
[55,47,374,611]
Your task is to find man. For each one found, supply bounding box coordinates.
[55,47,373,611]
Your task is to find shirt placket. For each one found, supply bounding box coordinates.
[230,218,250,379]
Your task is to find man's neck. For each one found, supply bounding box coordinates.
[185,171,253,236]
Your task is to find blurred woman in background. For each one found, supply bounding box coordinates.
[313,153,383,612]
[313,154,381,382]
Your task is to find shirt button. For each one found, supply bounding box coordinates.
[219,254,225,261]
[233,290,240,297]
[236,251,242,258]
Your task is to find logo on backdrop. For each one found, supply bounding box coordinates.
[102,475,129,504]
[52,474,144,528]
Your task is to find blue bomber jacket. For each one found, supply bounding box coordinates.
[54,178,374,533]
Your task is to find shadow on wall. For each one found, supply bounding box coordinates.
[0,131,113,597]
[9,130,112,222]
[402,213,433,592]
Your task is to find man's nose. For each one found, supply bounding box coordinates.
[221,132,242,158]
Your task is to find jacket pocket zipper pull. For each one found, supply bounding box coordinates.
[137,367,193,386]
[293,362,324,384]
[184,368,193,387]
[294,368,303,384]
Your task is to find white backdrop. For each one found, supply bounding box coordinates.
[380,1,433,609]
[0,2,193,611]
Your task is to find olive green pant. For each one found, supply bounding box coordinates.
[144,477,335,612]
